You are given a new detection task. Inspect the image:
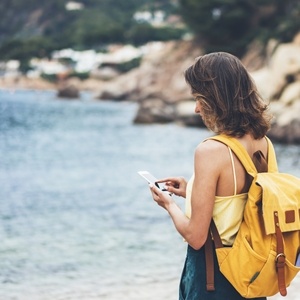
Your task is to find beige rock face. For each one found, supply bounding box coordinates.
[133,98,176,124]
[94,37,300,143]
[94,41,203,127]
[95,40,200,108]
[253,39,300,144]
[175,101,204,127]
[279,81,300,105]
[251,67,272,101]
[268,43,300,99]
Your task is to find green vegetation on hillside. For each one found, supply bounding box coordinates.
[179,0,300,56]
[0,0,299,65]
[0,0,183,63]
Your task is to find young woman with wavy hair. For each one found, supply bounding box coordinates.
[149,52,272,299]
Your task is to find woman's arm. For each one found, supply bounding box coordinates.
[150,140,225,250]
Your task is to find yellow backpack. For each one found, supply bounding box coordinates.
[205,135,300,298]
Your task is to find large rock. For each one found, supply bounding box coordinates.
[279,81,300,105]
[268,43,300,99]
[96,40,201,124]
[268,120,300,144]
[267,88,300,144]
[251,67,272,101]
[57,84,79,99]
[57,78,80,99]
[251,35,300,144]
[175,101,204,127]
[133,99,205,127]
[133,98,176,124]
[95,67,140,101]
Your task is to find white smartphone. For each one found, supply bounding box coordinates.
[138,171,170,193]
[138,171,160,188]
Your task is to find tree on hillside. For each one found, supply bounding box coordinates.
[178,0,300,56]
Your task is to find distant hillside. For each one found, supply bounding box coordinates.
[0,1,67,43]
[0,0,182,63]
[1,0,298,67]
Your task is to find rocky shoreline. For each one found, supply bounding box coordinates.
[94,36,300,144]
[1,35,300,144]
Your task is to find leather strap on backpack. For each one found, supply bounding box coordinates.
[274,211,287,296]
[204,220,224,291]
[204,231,215,291]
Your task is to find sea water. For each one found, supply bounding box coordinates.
[0,90,299,300]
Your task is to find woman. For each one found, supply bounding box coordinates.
[149,52,271,299]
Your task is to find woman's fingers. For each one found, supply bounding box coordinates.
[156,177,179,184]
[149,183,160,196]
[156,177,183,188]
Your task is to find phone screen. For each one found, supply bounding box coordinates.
[138,171,172,195]
[138,171,160,188]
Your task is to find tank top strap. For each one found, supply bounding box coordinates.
[228,146,237,195]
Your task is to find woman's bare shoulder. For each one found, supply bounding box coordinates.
[194,139,229,170]
[195,139,228,156]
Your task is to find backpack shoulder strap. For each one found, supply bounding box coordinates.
[206,135,278,176]
[264,136,278,173]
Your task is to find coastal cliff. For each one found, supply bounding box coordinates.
[94,34,300,144]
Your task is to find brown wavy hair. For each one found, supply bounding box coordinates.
[184,52,271,139]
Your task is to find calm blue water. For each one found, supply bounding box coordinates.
[0,90,299,300]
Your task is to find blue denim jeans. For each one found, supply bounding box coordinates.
[179,244,267,300]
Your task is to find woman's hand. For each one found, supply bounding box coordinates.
[149,184,174,210]
[156,177,187,198]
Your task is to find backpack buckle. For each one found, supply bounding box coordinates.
[275,253,286,270]
[276,253,286,262]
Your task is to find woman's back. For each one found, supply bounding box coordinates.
[215,134,268,197]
